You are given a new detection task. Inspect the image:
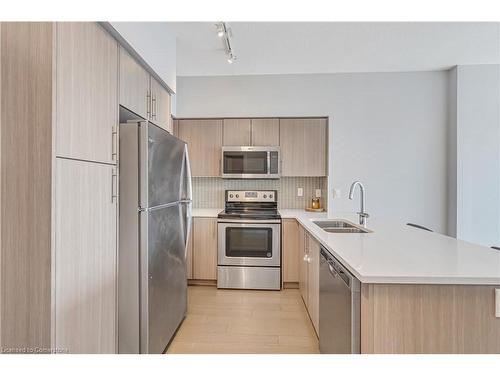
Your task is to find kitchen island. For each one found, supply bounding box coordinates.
[192,208,500,353]
[281,209,500,354]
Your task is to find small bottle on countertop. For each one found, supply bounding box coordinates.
[312,198,320,209]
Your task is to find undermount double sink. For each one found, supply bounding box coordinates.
[313,219,372,233]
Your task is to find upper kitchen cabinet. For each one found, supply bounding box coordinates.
[223,118,279,146]
[223,119,251,146]
[109,22,177,93]
[150,76,172,133]
[119,46,150,119]
[118,46,172,133]
[56,22,119,164]
[280,118,327,176]
[251,118,280,146]
[177,119,223,177]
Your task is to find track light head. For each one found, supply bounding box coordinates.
[227,53,236,64]
[215,22,225,38]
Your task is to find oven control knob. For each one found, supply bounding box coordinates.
[269,194,273,199]
[229,194,233,198]
[235,194,239,198]
[263,194,267,198]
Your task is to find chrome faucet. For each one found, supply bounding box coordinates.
[348,181,369,227]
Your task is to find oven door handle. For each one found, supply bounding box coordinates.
[217,219,282,224]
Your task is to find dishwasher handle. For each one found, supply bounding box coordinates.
[321,248,360,291]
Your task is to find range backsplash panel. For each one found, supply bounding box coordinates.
[192,177,327,209]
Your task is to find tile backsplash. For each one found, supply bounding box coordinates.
[192,177,328,209]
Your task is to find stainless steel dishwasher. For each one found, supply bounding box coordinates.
[319,247,361,354]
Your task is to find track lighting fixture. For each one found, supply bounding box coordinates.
[215,22,236,64]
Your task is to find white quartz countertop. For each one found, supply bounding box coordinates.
[192,208,500,285]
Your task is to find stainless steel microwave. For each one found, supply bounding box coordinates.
[221,146,280,179]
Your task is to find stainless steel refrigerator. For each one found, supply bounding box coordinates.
[118,121,192,354]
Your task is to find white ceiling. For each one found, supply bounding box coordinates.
[170,22,499,76]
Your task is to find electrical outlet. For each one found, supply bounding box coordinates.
[297,188,303,197]
[496,289,500,318]
[315,189,322,198]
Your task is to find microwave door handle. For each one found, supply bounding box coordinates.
[267,151,270,175]
[221,150,224,176]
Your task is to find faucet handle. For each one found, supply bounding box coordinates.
[357,212,370,218]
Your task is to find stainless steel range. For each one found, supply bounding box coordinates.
[217,190,281,290]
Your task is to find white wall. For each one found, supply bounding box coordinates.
[449,64,500,247]
[110,22,177,93]
[176,72,449,233]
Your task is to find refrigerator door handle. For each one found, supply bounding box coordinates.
[184,144,193,201]
[184,201,192,259]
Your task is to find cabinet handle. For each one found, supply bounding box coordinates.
[146,90,151,117]
[111,126,117,162]
[111,169,117,203]
[152,95,157,120]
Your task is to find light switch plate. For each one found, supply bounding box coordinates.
[496,289,500,318]
[297,188,303,197]
[315,189,322,198]
[333,188,341,198]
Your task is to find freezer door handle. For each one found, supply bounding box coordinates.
[184,144,193,201]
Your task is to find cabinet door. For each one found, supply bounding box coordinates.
[307,234,320,335]
[56,22,118,164]
[172,119,179,137]
[186,224,193,280]
[251,118,279,146]
[223,119,251,146]
[150,77,172,133]
[55,158,117,353]
[282,219,299,283]
[119,46,150,119]
[280,118,327,176]
[192,218,217,280]
[177,119,223,177]
[298,224,308,305]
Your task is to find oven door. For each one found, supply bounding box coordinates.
[218,221,281,267]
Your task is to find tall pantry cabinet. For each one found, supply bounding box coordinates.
[1,22,118,353]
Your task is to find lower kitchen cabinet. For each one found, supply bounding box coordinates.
[55,158,117,353]
[298,224,320,336]
[192,217,218,280]
[307,234,320,334]
[282,219,300,283]
[298,224,308,304]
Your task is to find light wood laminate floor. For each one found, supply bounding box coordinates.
[167,286,319,354]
